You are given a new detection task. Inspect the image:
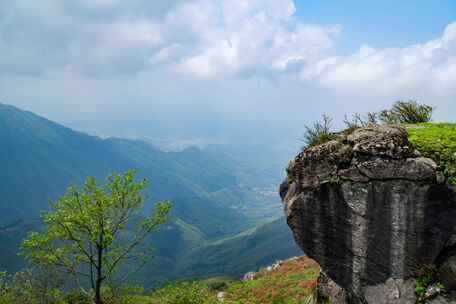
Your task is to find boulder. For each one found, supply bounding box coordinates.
[364,278,417,304]
[428,295,456,304]
[280,125,456,302]
[438,255,456,291]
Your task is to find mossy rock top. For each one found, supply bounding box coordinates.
[406,123,456,185]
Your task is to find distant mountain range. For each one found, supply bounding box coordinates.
[0,103,301,285]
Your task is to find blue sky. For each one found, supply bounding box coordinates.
[0,0,455,143]
[295,0,456,52]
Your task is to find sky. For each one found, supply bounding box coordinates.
[0,0,455,145]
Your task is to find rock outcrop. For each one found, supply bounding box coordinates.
[280,125,456,303]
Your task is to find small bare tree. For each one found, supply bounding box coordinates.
[302,114,335,149]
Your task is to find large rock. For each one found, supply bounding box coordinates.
[439,255,456,291]
[280,125,456,302]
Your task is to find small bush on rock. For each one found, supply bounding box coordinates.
[343,112,378,133]
[379,100,433,124]
[302,115,336,149]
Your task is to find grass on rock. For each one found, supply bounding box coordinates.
[406,123,456,185]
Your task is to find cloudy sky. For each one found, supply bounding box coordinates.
[1,0,455,144]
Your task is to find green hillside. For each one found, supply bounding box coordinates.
[0,103,243,271]
[174,218,302,279]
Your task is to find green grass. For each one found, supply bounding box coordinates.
[406,123,456,185]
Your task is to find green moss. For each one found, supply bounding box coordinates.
[406,123,456,185]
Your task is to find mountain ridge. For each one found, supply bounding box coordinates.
[0,102,300,285]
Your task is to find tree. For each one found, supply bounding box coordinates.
[21,170,171,304]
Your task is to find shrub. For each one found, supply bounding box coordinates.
[63,290,92,304]
[203,277,229,291]
[379,100,433,124]
[302,115,336,149]
[99,284,149,304]
[414,266,444,304]
[149,282,218,304]
[343,112,378,133]
[0,268,65,304]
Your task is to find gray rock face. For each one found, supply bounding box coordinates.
[280,125,456,302]
[428,295,456,304]
[364,278,417,304]
[316,271,350,304]
[439,255,456,291]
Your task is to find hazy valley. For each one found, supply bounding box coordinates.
[0,103,300,287]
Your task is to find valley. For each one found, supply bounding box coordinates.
[0,103,300,285]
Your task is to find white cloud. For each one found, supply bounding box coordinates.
[0,0,340,77]
[1,0,455,92]
[307,22,456,96]
[164,0,340,78]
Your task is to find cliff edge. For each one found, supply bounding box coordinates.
[280,124,456,303]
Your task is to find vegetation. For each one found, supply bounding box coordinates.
[149,282,218,304]
[302,100,435,150]
[0,268,65,304]
[414,266,445,304]
[415,271,433,303]
[407,123,456,185]
[148,256,320,304]
[224,257,319,304]
[301,101,456,186]
[343,112,378,133]
[302,115,336,149]
[21,171,171,304]
[1,256,318,303]
[379,100,433,124]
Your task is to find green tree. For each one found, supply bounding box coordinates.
[21,170,171,304]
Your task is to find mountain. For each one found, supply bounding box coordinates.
[0,103,246,233]
[173,218,302,279]
[0,103,300,285]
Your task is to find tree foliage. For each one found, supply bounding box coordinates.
[21,170,171,304]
